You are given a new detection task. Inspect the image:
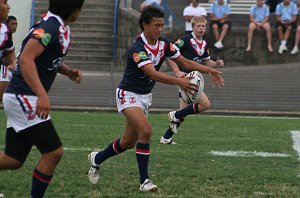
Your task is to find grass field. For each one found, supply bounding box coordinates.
[0,110,300,197]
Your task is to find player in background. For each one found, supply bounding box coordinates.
[87,7,224,192]
[0,0,84,197]
[0,0,16,101]
[7,15,17,33]
[160,16,224,145]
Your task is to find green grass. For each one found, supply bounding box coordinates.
[1,111,300,197]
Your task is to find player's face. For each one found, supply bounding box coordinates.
[193,22,206,38]
[8,19,17,33]
[0,0,10,21]
[68,9,82,23]
[143,17,164,43]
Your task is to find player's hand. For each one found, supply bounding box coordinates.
[36,94,50,120]
[68,69,82,83]
[176,71,186,78]
[178,76,198,94]
[215,57,224,67]
[208,68,224,88]
[6,63,16,71]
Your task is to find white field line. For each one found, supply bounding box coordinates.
[290,130,300,162]
[209,150,290,158]
[0,145,100,152]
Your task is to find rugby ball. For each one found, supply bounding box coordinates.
[179,71,204,104]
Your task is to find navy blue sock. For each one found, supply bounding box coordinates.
[175,103,199,119]
[94,138,125,165]
[163,128,174,139]
[136,142,150,184]
[30,168,53,198]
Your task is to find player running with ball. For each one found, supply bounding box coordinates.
[87,7,224,192]
[160,16,224,145]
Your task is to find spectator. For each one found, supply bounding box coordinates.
[275,0,298,54]
[183,0,207,34]
[7,15,17,33]
[291,0,300,54]
[265,0,283,13]
[209,0,231,49]
[246,0,273,52]
[140,0,162,11]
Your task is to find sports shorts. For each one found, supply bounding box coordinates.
[0,64,12,82]
[3,93,51,132]
[116,88,152,115]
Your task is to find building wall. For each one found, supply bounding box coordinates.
[8,0,32,54]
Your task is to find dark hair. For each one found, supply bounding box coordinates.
[48,0,84,20]
[139,6,164,31]
[7,15,17,22]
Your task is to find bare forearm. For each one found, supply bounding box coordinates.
[175,57,211,74]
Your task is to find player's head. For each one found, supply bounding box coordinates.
[191,16,207,37]
[48,0,84,22]
[7,15,17,33]
[0,0,10,21]
[139,6,164,31]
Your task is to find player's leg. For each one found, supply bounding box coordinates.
[262,22,273,52]
[161,99,188,144]
[291,25,300,54]
[246,22,257,52]
[27,120,63,198]
[0,127,31,170]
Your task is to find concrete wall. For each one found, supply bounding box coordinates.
[8,0,32,54]
[117,8,300,68]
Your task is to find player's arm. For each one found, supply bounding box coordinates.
[59,63,82,84]
[202,57,224,68]
[2,50,16,70]
[18,38,49,119]
[167,59,186,78]
[173,55,224,87]
[141,63,196,93]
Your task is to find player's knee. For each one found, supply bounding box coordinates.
[199,100,210,110]
[140,125,152,140]
[43,147,64,165]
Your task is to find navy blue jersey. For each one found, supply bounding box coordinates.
[0,22,14,65]
[118,33,180,94]
[6,12,71,95]
[174,33,210,73]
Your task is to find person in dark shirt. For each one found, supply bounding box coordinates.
[87,6,224,192]
[0,0,84,197]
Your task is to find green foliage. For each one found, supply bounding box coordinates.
[1,111,300,197]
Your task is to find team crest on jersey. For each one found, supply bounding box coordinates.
[33,29,52,46]
[133,53,140,62]
[175,39,184,48]
[138,51,147,59]
[129,97,136,104]
[170,43,176,52]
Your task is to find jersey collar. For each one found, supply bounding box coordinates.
[43,11,66,29]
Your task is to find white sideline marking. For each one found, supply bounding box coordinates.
[210,150,290,158]
[0,145,100,152]
[291,130,300,162]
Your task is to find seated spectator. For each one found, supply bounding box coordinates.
[209,0,231,49]
[140,0,162,11]
[183,0,207,35]
[291,0,300,54]
[7,15,17,33]
[275,0,298,54]
[246,0,273,52]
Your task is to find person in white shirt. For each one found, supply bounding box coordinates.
[183,0,207,34]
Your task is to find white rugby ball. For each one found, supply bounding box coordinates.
[179,71,204,104]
